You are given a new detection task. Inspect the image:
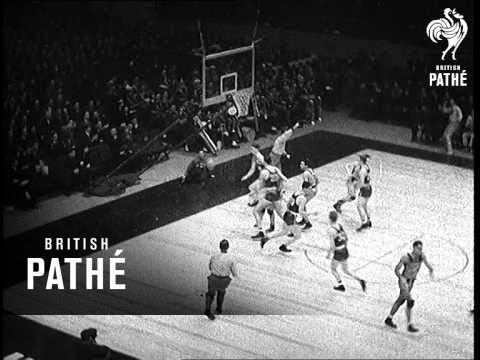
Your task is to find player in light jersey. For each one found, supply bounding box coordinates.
[356,156,372,231]
[385,240,434,332]
[326,211,366,292]
[333,154,369,214]
[241,144,270,207]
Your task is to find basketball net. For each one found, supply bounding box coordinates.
[232,88,254,117]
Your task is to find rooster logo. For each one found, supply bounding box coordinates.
[426,8,468,61]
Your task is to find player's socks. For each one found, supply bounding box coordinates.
[385,317,397,328]
[266,224,275,233]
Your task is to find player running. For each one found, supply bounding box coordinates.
[384,240,434,332]
[333,154,370,214]
[241,144,270,207]
[299,159,318,204]
[251,167,288,239]
[326,211,366,292]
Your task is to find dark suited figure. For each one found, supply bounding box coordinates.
[204,239,239,320]
[76,328,111,359]
[181,151,214,186]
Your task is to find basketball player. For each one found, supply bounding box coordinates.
[299,159,319,204]
[269,122,300,171]
[259,198,301,253]
[241,144,269,207]
[333,154,369,214]
[326,211,366,292]
[288,183,315,230]
[356,155,372,231]
[252,168,288,239]
[384,240,434,332]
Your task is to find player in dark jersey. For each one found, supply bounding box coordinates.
[326,211,366,292]
[356,156,372,231]
[385,240,434,332]
[299,159,318,205]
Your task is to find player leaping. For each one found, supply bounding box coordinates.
[241,144,270,207]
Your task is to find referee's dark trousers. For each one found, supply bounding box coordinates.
[205,274,232,313]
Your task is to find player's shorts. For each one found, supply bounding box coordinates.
[265,191,282,202]
[333,248,349,261]
[359,184,372,198]
[398,277,415,297]
[283,211,296,226]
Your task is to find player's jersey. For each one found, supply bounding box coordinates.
[402,253,424,280]
[302,168,318,188]
[264,178,282,201]
[358,164,372,197]
[258,168,270,183]
[331,224,349,261]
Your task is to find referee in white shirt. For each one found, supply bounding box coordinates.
[269,122,300,171]
[204,239,238,320]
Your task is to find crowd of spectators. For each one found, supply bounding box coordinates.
[3,4,473,211]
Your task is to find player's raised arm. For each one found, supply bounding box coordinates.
[241,156,257,181]
[422,254,435,280]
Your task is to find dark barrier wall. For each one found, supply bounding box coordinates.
[3,315,137,360]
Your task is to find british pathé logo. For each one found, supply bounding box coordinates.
[426,8,468,61]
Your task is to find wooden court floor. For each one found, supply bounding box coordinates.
[9,149,474,359]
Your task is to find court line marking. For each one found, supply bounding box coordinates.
[351,235,423,273]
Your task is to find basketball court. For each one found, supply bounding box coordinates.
[5,149,474,359]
